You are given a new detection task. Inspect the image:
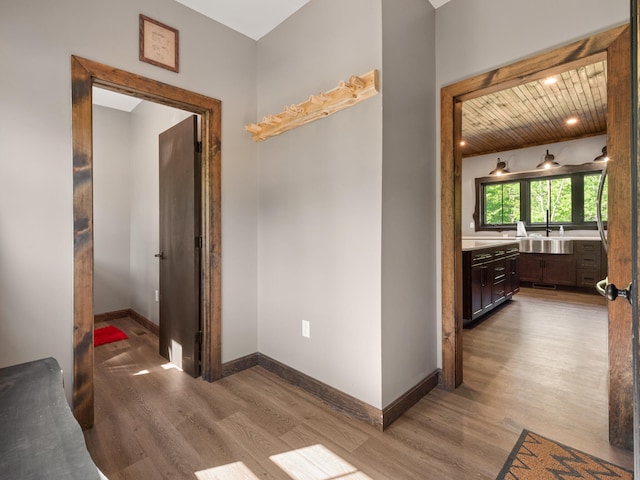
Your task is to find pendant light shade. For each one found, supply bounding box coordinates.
[593,146,608,162]
[489,158,509,176]
[536,149,560,169]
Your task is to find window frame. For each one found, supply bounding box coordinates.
[473,162,607,232]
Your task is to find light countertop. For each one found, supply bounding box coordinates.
[461,239,519,251]
[461,236,603,251]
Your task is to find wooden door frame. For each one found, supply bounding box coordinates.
[440,25,631,444]
[71,56,222,428]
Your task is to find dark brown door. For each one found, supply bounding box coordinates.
[158,115,202,378]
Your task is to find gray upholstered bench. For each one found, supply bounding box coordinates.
[0,357,105,479]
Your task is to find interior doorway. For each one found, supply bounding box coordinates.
[440,24,633,448]
[71,56,222,429]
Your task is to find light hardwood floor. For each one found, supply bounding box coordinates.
[85,288,633,479]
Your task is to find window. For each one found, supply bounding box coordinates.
[484,182,520,225]
[474,163,607,231]
[529,177,572,224]
[584,172,608,222]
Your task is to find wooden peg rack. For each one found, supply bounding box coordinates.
[245,69,379,142]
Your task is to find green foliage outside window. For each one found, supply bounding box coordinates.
[584,173,608,222]
[484,183,520,225]
[529,178,572,224]
[477,166,607,230]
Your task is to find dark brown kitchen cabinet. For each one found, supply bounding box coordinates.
[519,253,576,286]
[463,243,519,324]
[575,240,606,289]
[505,253,520,295]
[519,240,606,290]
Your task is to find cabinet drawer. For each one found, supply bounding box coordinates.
[576,268,601,288]
[575,241,601,254]
[492,259,506,282]
[577,253,601,269]
[492,279,506,303]
[471,252,493,265]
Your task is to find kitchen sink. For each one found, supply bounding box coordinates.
[518,238,573,254]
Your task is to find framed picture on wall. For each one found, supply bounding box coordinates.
[139,14,179,73]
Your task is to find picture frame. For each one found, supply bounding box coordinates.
[139,14,179,73]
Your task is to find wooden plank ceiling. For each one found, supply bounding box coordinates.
[460,60,607,158]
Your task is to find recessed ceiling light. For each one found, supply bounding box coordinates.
[544,77,558,85]
[566,117,578,125]
[460,140,466,146]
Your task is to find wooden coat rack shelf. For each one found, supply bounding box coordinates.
[245,69,379,142]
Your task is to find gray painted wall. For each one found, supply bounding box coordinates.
[380,0,437,407]
[434,0,629,367]
[256,0,438,409]
[93,105,133,314]
[0,0,259,399]
[257,0,384,407]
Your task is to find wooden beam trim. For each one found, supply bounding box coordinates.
[605,28,634,450]
[440,88,457,390]
[446,25,626,99]
[76,56,220,114]
[72,55,94,429]
[456,52,608,103]
[245,70,379,142]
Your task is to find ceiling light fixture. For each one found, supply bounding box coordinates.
[566,117,578,125]
[593,146,609,162]
[536,149,560,169]
[489,158,509,176]
[460,140,466,146]
[543,77,557,85]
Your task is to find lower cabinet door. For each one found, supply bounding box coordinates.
[519,253,542,283]
[542,255,576,285]
[470,264,484,317]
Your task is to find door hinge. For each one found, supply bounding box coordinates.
[195,331,203,345]
[195,235,203,249]
[196,141,202,153]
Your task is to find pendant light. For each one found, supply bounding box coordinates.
[536,149,560,169]
[593,146,608,162]
[489,158,509,176]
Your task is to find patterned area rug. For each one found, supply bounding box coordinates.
[496,430,632,479]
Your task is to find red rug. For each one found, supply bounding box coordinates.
[94,325,128,346]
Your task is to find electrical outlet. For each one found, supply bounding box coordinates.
[470,220,475,229]
[302,320,310,338]
[154,290,160,302]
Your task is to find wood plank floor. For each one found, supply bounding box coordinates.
[85,287,633,479]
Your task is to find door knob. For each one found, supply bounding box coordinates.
[604,282,633,304]
[154,252,166,260]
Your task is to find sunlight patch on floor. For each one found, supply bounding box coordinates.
[195,445,371,480]
[132,369,150,376]
[195,461,260,479]
[270,444,372,480]
[161,362,183,372]
[168,339,183,370]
